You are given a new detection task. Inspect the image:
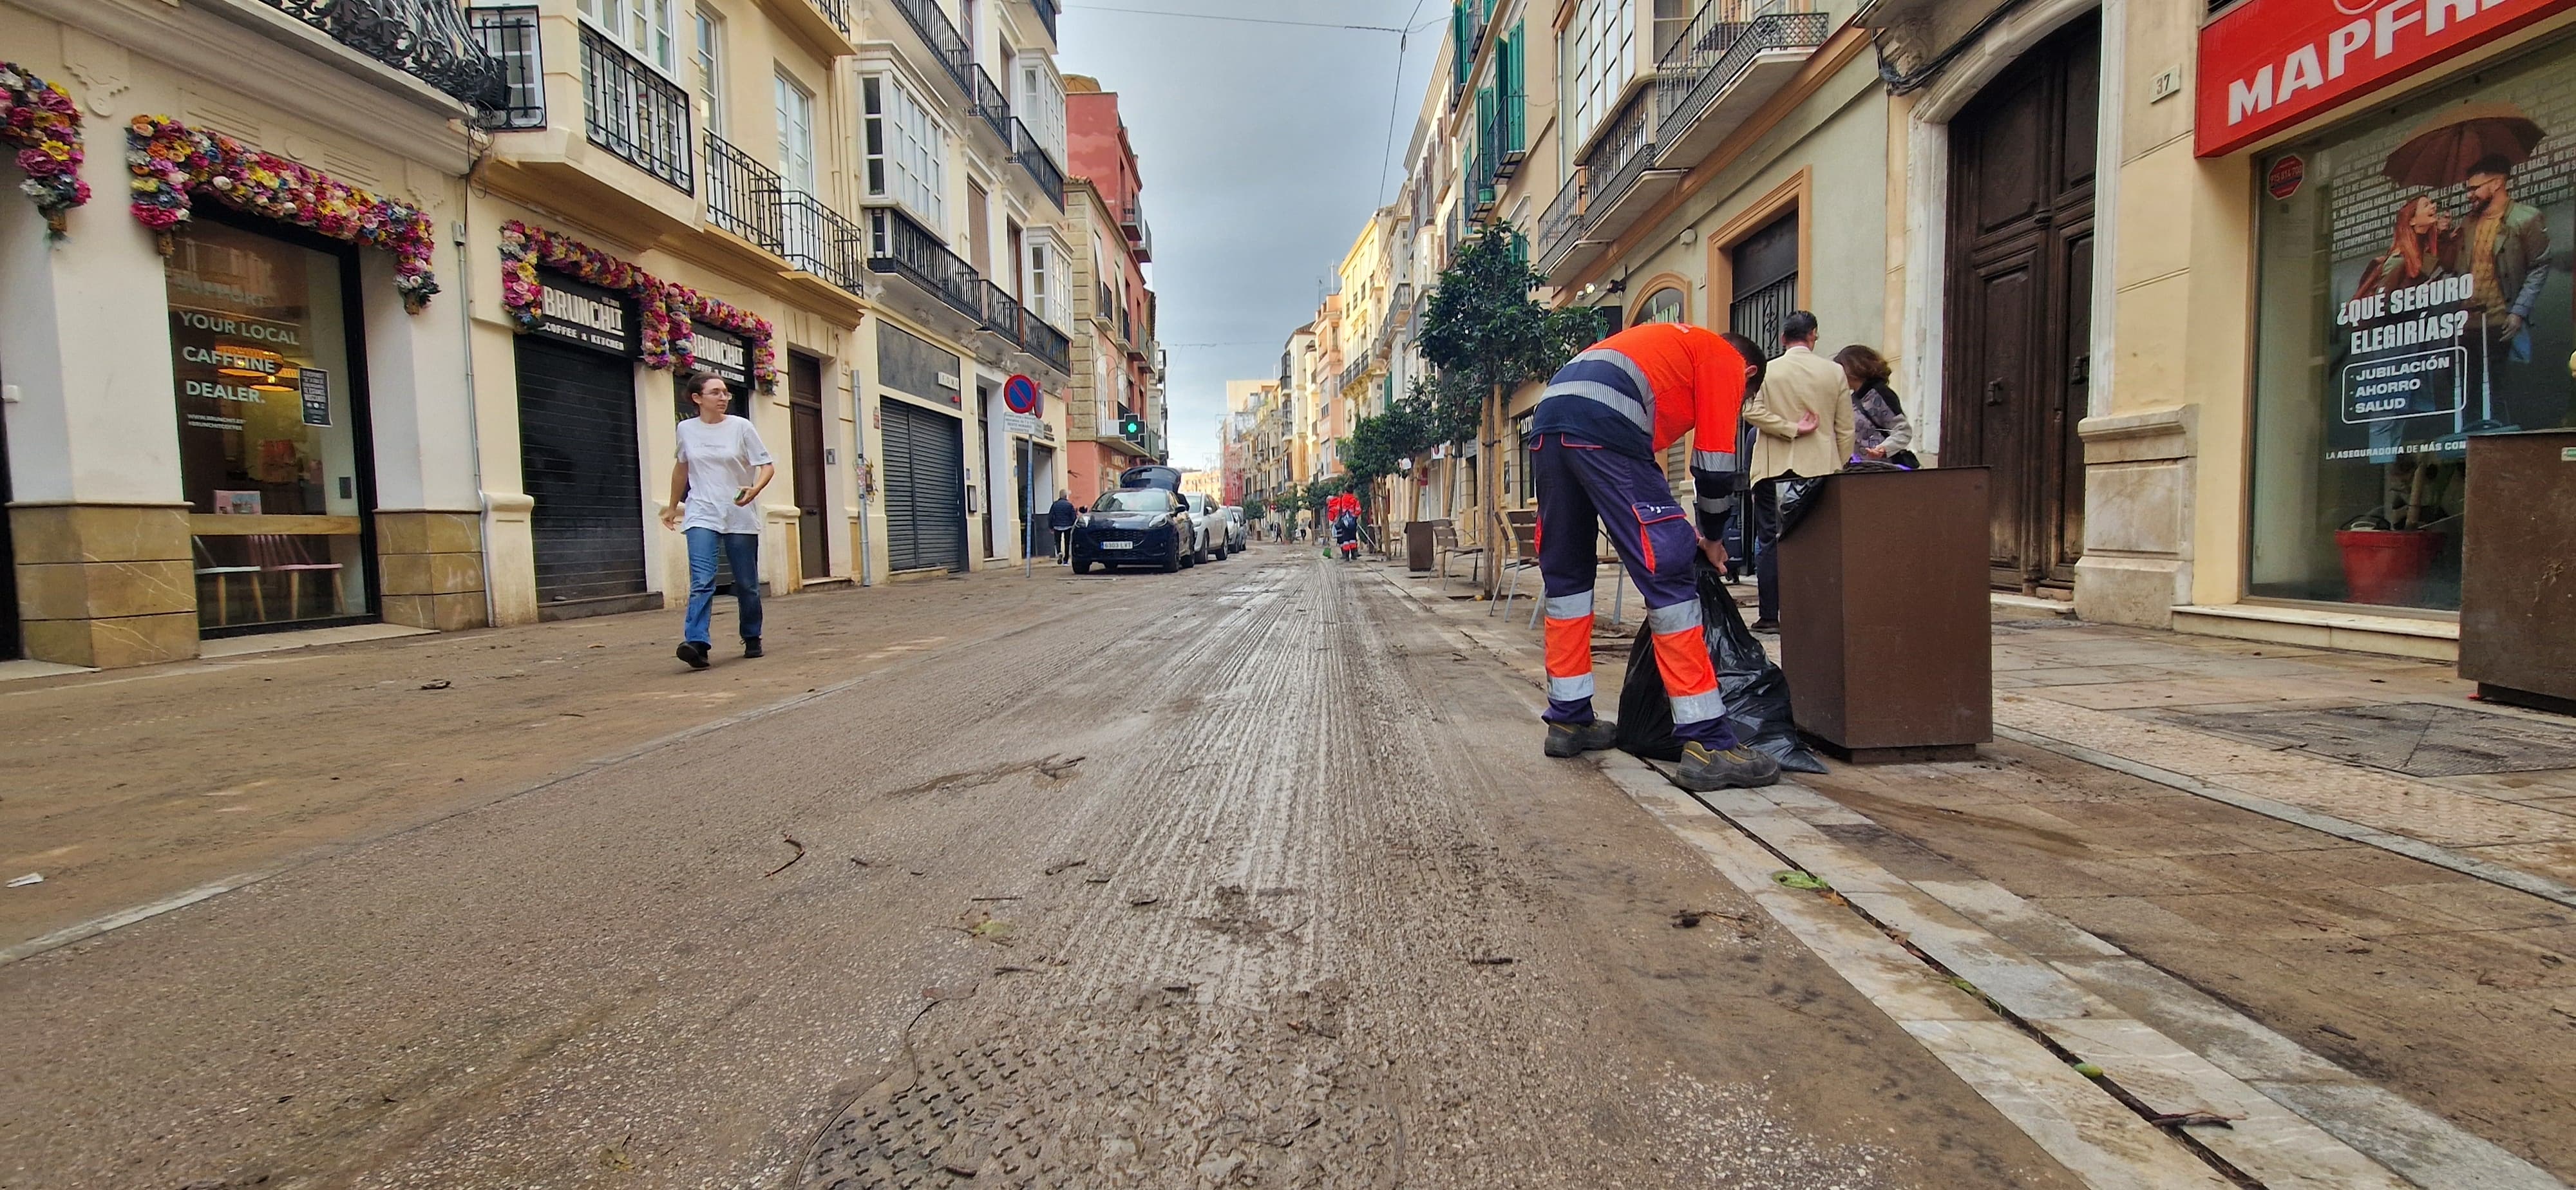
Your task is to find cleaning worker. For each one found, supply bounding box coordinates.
[1530,322,1782,791]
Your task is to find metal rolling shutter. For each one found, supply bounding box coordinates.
[882,399,966,573]
[516,337,647,604]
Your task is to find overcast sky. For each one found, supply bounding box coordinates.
[1059,1,1446,470]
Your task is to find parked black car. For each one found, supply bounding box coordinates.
[1071,486,1197,574]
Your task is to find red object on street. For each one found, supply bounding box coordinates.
[2195,0,2576,158]
[2334,528,2444,605]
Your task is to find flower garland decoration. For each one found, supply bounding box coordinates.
[128,115,440,312]
[498,220,677,367]
[498,220,779,390]
[0,63,91,236]
[682,291,780,392]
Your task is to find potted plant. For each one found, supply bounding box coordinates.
[2335,457,2452,604]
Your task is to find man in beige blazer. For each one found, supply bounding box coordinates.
[1739,311,1855,629]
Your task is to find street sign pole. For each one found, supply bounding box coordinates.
[1024,435,1034,578]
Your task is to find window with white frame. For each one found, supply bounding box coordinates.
[580,0,679,74]
[1016,57,1066,160]
[775,71,815,193]
[862,74,946,232]
[1027,234,1065,328]
[692,8,724,137]
[1561,0,1633,168]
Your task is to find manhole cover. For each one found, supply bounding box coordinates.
[2163,702,2576,777]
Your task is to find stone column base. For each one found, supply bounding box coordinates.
[2072,554,2193,630]
[375,511,489,632]
[10,503,199,668]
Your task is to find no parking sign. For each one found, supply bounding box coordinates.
[1002,374,1041,415]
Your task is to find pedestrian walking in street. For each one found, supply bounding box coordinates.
[1834,344,1917,468]
[1741,312,1856,632]
[1530,320,1781,791]
[1048,488,1078,563]
[663,373,775,670]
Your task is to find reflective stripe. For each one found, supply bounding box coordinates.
[1549,673,1596,702]
[1572,348,1655,405]
[1544,590,1595,619]
[1540,379,1650,432]
[1692,450,1735,473]
[1671,688,1728,724]
[1646,601,1703,635]
[1696,494,1735,515]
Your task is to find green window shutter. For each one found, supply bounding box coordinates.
[1504,24,1526,154]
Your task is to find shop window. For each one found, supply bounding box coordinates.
[168,217,372,633]
[2248,37,2576,611]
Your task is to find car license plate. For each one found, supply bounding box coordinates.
[1101,541,1134,550]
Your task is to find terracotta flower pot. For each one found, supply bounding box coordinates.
[2334,528,2444,605]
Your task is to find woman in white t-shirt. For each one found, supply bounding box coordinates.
[661,373,775,669]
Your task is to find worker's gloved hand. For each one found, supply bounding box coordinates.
[1698,536,1730,572]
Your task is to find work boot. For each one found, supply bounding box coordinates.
[1677,741,1781,790]
[677,641,710,670]
[1544,719,1619,758]
[742,638,764,659]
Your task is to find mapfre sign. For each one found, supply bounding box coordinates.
[2197,0,2576,156]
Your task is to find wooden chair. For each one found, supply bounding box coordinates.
[1494,509,1541,622]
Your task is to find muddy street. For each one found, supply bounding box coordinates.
[0,550,2077,1189]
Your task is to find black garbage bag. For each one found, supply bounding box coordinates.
[1614,560,1828,773]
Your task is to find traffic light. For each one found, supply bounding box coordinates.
[1119,413,1144,437]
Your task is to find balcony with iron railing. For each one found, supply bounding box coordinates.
[1653,0,1829,167]
[1112,196,1153,262]
[866,206,982,322]
[1010,119,1065,209]
[968,64,1014,144]
[261,0,509,110]
[887,0,977,100]
[1533,170,1589,278]
[579,23,693,193]
[1567,93,1683,251]
[1092,281,1117,327]
[705,132,866,298]
[1027,0,1060,41]
[468,6,545,130]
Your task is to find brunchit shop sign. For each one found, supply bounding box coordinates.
[2197,0,2576,157]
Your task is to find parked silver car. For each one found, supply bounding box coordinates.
[1178,493,1227,563]
[1219,505,1250,552]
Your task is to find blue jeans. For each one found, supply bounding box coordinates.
[683,527,762,646]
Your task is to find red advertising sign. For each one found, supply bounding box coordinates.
[2196,0,2576,158]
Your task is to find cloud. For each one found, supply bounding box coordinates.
[1061,1,1441,467]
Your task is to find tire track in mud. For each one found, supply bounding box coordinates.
[799,558,1904,1189]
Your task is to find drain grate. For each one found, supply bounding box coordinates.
[2163,702,2576,777]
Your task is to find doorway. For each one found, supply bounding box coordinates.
[976,385,996,559]
[1942,14,2097,590]
[0,392,15,660]
[789,352,828,581]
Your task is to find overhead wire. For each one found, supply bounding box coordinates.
[1060,3,1413,32]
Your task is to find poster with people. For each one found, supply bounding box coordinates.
[2320,86,2574,474]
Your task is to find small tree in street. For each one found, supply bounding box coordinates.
[1412,226,1604,586]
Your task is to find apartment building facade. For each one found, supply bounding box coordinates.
[1060,77,1161,504]
[1311,0,2563,660]
[0,0,1099,667]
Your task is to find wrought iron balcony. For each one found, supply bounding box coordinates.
[1584,96,1654,218]
[866,207,982,321]
[1112,198,1153,263]
[780,191,866,291]
[1533,171,1587,274]
[969,65,1012,144]
[580,23,692,193]
[980,281,1072,374]
[705,132,784,250]
[262,0,509,109]
[467,6,545,130]
[1028,0,1059,41]
[1011,119,1065,210]
[803,0,852,35]
[887,0,977,100]
[1654,0,1828,167]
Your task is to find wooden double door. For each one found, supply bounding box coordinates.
[1944,15,2098,590]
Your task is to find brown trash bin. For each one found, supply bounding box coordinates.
[2461,429,2576,715]
[1405,519,1444,572]
[1774,468,1992,762]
